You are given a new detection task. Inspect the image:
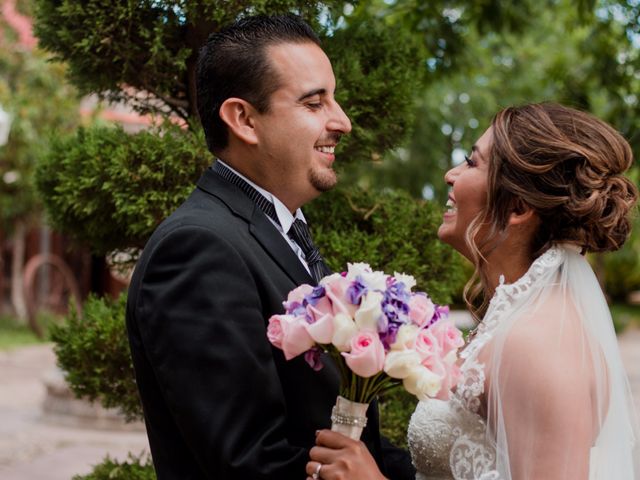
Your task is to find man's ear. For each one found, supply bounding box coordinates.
[508,198,537,226]
[218,98,258,145]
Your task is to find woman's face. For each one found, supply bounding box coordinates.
[438,127,492,258]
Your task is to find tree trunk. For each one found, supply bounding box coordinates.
[11,220,27,321]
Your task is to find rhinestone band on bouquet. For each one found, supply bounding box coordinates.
[267,263,464,440]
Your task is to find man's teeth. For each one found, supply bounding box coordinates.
[445,199,457,212]
[315,146,335,154]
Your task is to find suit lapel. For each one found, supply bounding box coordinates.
[197,167,315,287]
[249,210,315,286]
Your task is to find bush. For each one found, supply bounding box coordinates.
[36,123,212,254]
[306,187,466,305]
[72,453,155,480]
[602,225,640,302]
[379,389,417,449]
[50,293,143,421]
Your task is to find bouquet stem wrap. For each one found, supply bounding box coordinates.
[330,395,369,440]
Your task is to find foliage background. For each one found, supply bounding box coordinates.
[5,0,639,476]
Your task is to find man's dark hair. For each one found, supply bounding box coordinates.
[196,14,321,154]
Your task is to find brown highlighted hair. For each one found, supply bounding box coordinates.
[464,103,638,317]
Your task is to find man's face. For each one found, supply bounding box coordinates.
[253,42,352,210]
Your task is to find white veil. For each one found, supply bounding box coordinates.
[480,244,638,479]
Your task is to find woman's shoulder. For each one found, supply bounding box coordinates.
[499,292,591,384]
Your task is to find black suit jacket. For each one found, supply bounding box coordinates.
[126,167,415,479]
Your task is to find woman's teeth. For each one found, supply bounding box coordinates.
[314,146,335,154]
[446,199,457,213]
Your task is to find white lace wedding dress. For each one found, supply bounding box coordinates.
[407,245,639,480]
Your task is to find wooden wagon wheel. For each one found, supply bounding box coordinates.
[22,253,82,338]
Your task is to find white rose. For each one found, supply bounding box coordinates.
[403,366,443,401]
[354,291,384,331]
[443,349,458,366]
[361,270,387,291]
[384,350,422,379]
[332,313,359,351]
[390,324,419,351]
[319,272,343,286]
[346,262,372,281]
[393,272,417,290]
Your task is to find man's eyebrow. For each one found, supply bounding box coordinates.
[297,88,327,102]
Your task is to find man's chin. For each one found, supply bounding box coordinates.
[309,169,338,193]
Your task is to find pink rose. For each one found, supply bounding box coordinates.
[305,313,334,344]
[306,296,333,323]
[341,330,385,378]
[267,314,287,349]
[325,277,357,317]
[267,314,315,360]
[408,294,435,327]
[434,362,461,400]
[414,329,441,360]
[283,284,314,313]
[421,352,446,377]
[431,320,464,355]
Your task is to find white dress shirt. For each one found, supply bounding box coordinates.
[216,160,311,274]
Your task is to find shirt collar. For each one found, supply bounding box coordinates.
[216,159,305,233]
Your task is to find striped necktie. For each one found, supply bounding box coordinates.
[212,161,330,283]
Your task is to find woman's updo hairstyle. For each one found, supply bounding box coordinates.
[489,103,638,256]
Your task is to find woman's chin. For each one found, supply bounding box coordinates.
[437,224,452,244]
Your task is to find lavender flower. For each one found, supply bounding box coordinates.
[304,347,324,371]
[303,286,326,307]
[347,276,368,305]
[381,281,411,324]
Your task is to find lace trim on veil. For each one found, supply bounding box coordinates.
[448,246,566,480]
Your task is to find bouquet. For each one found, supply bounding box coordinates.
[267,263,464,439]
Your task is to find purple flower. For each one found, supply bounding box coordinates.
[303,285,326,307]
[285,301,306,317]
[381,282,411,324]
[304,347,324,371]
[346,276,368,305]
[379,321,401,350]
[426,304,450,329]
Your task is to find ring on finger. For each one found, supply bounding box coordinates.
[312,462,322,479]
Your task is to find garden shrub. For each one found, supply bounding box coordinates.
[50,293,143,421]
[36,123,212,254]
[71,453,155,480]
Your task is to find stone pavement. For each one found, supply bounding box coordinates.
[0,325,639,479]
[0,344,149,480]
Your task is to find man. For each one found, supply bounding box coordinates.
[126,14,414,479]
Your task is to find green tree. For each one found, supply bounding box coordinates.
[31,2,467,476]
[0,7,79,319]
[357,0,640,205]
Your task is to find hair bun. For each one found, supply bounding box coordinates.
[576,174,637,253]
[491,103,638,256]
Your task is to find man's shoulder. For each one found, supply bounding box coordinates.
[158,186,246,236]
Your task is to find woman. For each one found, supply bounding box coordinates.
[305,103,640,480]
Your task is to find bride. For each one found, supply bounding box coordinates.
[305,103,639,480]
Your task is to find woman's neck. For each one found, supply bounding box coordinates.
[483,244,534,294]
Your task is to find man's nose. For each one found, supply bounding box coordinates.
[328,101,352,134]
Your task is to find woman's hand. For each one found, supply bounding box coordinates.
[305,429,387,480]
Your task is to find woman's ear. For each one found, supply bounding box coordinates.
[508,198,537,227]
[218,98,258,145]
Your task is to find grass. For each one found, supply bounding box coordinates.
[0,312,62,350]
